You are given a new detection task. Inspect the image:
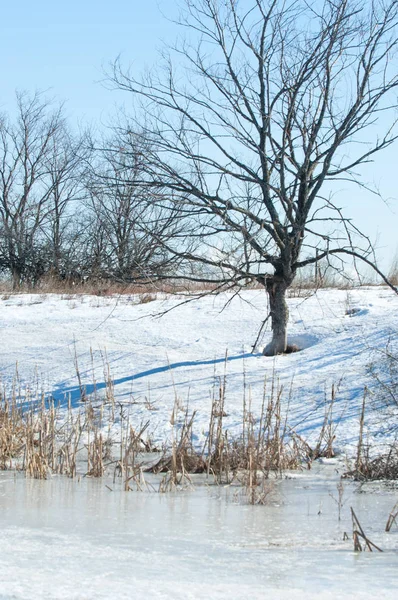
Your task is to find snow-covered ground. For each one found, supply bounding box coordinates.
[1,286,397,455]
[1,286,398,599]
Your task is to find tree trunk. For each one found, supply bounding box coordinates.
[12,268,21,291]
[263,276,289,356]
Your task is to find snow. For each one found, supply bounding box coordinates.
[1,286,397,454]
[1,286,398,599]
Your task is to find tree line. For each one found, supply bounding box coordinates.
[0,92,180,289]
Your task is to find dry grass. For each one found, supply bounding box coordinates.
[351,507,383,552]
[0,407,25,469]
[0,276,231,298]
[289,385,338,466]
[367,336,398,407]
[0,372,114,479]
[146,371,312,501]
[388,254,398,286]
[0,359,342,499]
[146,397,206,492]
[385,501,398,532]
[347,444,398,481]
[210,377,301,483]
[343,388,398,481]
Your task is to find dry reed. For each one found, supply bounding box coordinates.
[0,359,346,498]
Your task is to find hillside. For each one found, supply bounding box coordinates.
[1,286,397,457]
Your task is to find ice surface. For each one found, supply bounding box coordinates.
[0,466,397,599]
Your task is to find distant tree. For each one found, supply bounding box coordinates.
[111,0,398,354]
[0,93,68,288]
[43,126,90,280]
[85,134,183,282]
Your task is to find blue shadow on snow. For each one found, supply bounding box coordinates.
[51,352,258,408]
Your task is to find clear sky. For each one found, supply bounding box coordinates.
[1,0,397,272]
[0,1,179,124]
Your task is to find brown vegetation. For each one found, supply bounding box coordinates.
[0,363,337,499]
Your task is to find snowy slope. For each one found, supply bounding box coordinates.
[1,286,397,455]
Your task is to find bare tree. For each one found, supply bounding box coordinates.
[43,126,91,279]
[0,92,66,288]
[111,0,398,354]
[85,133,183,282]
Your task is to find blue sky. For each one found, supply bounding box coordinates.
[0,1,178,124]
[1,0,397,271]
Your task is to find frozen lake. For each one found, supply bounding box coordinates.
[0,465,397,599]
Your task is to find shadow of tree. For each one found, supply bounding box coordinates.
[52,352,258,407]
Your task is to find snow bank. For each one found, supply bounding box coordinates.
[1,287,397,455]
